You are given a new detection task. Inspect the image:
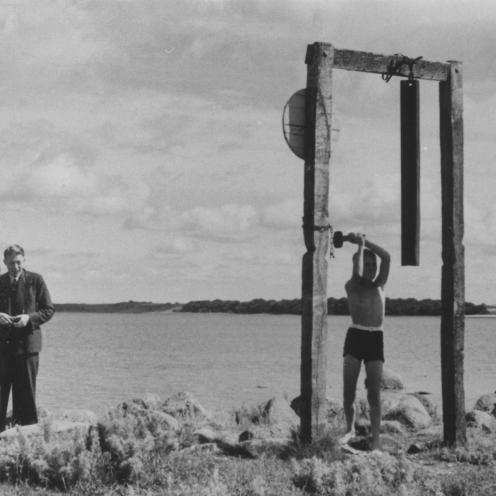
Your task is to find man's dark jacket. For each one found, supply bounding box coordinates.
[0,270,55,354]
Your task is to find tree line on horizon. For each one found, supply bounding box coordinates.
[54,297,489,315]
[179,297,489,316]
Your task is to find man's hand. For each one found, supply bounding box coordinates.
[12,314,30,328]
[0,313,12,326]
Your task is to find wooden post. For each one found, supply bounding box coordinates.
[439,60,466,445]
[400,79,420,266]
[300,42,333,442]
[289,44,465,445]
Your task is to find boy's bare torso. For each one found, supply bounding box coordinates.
[345,278,385,328]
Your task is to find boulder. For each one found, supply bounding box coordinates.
[473,393,496,414]
[355,418,406,437]
[381,420,407,435]
[380,393,402,418]
[466,410,496,433]
[162,392,210,419]
[55,409,98,425]
[290,396,343,422]
[261,397,299,438]
[409,393,438,421]
[152,411,180,431]
[380,367,404,390]
[130,393,162,410]
[262,397,299,425]
[239,438,290,458]
[383,395,432,430]
[104,399,180,432]
[0,420,93,443]
[238,430,254,442]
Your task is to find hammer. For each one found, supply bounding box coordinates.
[332,231,352,248]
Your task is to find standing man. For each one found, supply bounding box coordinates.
[0,245,54,431]
[340,233,390,451]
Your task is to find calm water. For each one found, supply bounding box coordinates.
[31,313,496,414]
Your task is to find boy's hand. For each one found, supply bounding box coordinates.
[347,232,366,245]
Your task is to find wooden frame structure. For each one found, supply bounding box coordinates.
[300,43,465,445]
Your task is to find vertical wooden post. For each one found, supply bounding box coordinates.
[400,79,420,266]
[300,42,333,442]
[439,60,466,446]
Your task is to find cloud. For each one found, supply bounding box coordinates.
[261,200,300,229]
[181,204,259,241]
[154,237,196,255]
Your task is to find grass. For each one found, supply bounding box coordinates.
[0,397,496,495]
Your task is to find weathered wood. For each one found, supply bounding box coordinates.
[439,61,466,446]
[333,48,450,81]
[300,42,333,442]
[400,79,420,266]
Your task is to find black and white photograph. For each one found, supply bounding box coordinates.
[0,0,494,494]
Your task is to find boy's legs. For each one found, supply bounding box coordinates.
[364,360,383,450]
[341,354,361,443]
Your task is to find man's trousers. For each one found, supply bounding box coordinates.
[0,352,39,431]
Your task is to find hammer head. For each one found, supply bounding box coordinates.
[333,231,344,248]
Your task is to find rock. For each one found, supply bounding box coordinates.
[262,397,299,425]
[239,430,254,442]
[239,438,290,458]
[466,410,496,433]
[0,420,93,443]
[354,419,369,436]
[193,427,220,444]
[162,392,210,419]
[354,419,406,437]
[289,396,301,416]
[234,404,264,425]
[355,397,370,421]
[380,367,404,390]
[153,411,180,431]
[261,397,299,438]
[105,400,180,432]
[55,409,98,425]
[326,398,345,421]
[409,392,438,420]
[473,393,496,414]
[131,393,162,409]
[193,427,235,444]
[407,442,425,454]
[381,420,406,435]
[290,396,343,422]
[383,395,432,430]
[125,394,162,411]
[380,393,402,417]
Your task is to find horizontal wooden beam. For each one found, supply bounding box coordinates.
[333,48,450,81]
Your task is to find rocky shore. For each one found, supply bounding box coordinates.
[0,368,495,494]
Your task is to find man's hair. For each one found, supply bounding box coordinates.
[4,244,25,259]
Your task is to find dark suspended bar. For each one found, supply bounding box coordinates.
[400,79,420,266]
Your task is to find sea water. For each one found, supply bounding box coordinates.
[35,312,496,414]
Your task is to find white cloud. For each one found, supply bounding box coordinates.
[261,200,300,229]
[0,0,494,304]
[181,204,259,240]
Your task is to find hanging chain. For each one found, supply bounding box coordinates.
[382,54,423,83]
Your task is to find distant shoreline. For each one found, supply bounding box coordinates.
[54,298,492,316]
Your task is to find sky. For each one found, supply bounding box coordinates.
[1,0,495,304]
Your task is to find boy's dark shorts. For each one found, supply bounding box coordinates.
[343,327,384,363]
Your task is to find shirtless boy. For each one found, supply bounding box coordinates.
[340,233,390,451]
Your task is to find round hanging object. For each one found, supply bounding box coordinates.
[282,88,306,159]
